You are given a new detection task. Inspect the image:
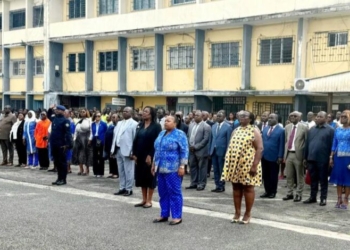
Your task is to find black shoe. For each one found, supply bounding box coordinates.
[260,193,269,198]
[303,197,317,204]
[153,218,168,223]
[282,195,294,201]
[56,180,66,186]
[211,188,220,193]
[114,189,126,195]
[196,187,205,191]
[216,188,225,193]
[48,168,57,172]
[39,167,45,170]
[51,180,59,185]
[124,190,133,196]
[185,185,197,190]
[294,195,302,202]
[268,193,276,199]
[15,164,21,167]
[169,219,182,226]
[320,199,327,206]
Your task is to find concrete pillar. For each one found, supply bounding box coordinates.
[26,45,34,92]
[241,24,252,90]
[295,18,308,78]
[2,48,10,92]
[26,94,34,110]
[44,93,60,108]
[327,93,333,114]
[155,34,164,92]
[118,0,127,14]
[155,0,164,9]
[85,40,94,92]
[118,37,127,92]
[26,0,34,29]
[3,95,10,108]
[2,0,10,32]
[195,29,205,91]
[194,95,212,112]
[294,95,308,119]
[48,42,63,92]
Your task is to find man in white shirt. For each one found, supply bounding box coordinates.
[156,108,166,130]
[111,107,138,196]
[306,112,316,129]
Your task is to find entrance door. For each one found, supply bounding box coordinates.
[10,99,25,111]
[177,104,193,116]
[272,104,293,126]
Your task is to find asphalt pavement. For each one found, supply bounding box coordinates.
[0,155,349,249]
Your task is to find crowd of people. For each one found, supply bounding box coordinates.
[0,103,349,225]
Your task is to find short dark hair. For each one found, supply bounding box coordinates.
[249,112,255,125]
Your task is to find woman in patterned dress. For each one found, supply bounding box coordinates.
[222,111,263,224]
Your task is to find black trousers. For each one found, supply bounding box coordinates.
[15,140,27,165]
[0,139,14,164]
[93,145,104,176]
[207,157,212,175]
[109,157,118,175]
[52,146,67,181]
[37,148,49,168]
[261,157,280,195]
[308,161,329,200]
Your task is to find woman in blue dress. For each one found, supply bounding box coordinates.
[329,110,350,209]
[152,115,189,225]
[23,111,38,169]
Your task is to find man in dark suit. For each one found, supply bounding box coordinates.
[260,113,285,199]
[258,111,270,132]
[208,112,231,192]
[186,111,211,191]
[282,111,308,202]
[202,111,214,177]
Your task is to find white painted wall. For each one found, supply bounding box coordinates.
[9,0,26,11]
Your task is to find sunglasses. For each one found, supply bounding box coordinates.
[340,115,348,118]
[41,113,46,116]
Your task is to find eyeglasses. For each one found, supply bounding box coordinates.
[289,115,298,118]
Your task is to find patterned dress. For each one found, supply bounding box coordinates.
[221,125,262,186]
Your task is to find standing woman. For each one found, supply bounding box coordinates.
[152,116,189,225]
[221,111,263,224]
[10,113,26,167]
[90,112,108,177]
[72,108,93,175]
[133,107,162,208]
[23,111,38,169]
[228,112,235,124]
[329,110,350,209]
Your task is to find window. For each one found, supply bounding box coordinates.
[133,0,155,10]
[67,53,85,72]
[11,60,26,76]
[33,5,44,27]
[259,37,293,65]
[168,45,194,69]
[328,32,348,47]
[132,48,155,70]
[10,9,26,30]
[0,14,2,30]
[0,60,2,74]
[211,42,240,67]
[34,58,44,75]
[68,0,86,19]
[99,51,118,71]
[99,0,118,15]
[172,0,195,5]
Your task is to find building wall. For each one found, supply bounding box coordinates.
[9,47,26,92]
[94,40,119,92]
[306,16,350,78]
[203,28,242,91]
[33,46,44,92]
[134,96,166,109]
[62,43,86,92]
[127,37,155,92]
[163,33,195,92]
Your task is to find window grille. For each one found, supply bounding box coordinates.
[328,32,348,47]
[33,5,44,27]
[98,51,118,71]
[11,60,26,76]
[68,54,76,72]
[210,42,240,67]
[10,9,26,30]
[171,0,195,5]
[168,45,194,69]
[68,0,86,19]
[78,53,85,72]
[34,58,44,75]
[98,0,118,15]
[132,48,155,70]
[259,37,293,65]
[133,0,155,10]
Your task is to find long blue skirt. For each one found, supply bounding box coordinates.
[329,155,350,187]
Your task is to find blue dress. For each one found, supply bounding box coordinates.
[23,121,37,154]
[330,127,350,186]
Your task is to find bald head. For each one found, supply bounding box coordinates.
[123,107,133,120]
[194,111,203,123]
[307,111,315,122]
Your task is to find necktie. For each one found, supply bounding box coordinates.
[267,127,273,136]
[216,123,221,135]
[287,125,296,150]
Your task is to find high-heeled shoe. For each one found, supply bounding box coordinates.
[335,196,342,209]
[230,215,240,223]
[239,217,251,225]
[340,197,348,210]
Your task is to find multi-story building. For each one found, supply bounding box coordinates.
[1,0,350,123]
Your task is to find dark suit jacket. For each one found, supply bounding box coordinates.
[262,125,285,162]
[209,122,232,157]
[206,120,214,127]
[284,123,308,161]
[104,124,115,157]
[187,121,211,157]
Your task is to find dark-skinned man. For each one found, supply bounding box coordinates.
[260,113,285,199]
[303,111,334,206]
[258,111,270,132]
[50,105,73,186]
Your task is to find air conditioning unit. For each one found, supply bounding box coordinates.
[294,78,309,91]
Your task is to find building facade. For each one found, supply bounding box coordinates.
[1,0,350,123]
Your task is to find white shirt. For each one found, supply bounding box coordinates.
[159,117,166,130]
[290,123,299,151]
[190,121,202,146]
[307,120,316,129]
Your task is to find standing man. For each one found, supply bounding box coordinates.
[202,111,214,177]
[0,105,17,166]
[186,111,211,191]
[105,113,119,179]
[258,111,270,132]
[34,111,51,170]
[283,111,308,202]
[208,112,231,192]
[303,111,334,206]
[111,107,138,196]
[50,105,73,186]
[260,113,285,199]
[157,108,166,130]
[306,112,316,129]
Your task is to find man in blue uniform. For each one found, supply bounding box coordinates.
[50,105,73,186]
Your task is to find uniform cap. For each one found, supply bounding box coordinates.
[56,105,66,111]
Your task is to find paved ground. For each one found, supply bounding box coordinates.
[0,154,349,249]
